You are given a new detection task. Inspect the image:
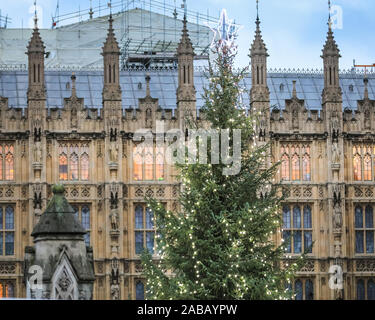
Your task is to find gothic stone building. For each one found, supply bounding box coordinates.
[0,11,374,300]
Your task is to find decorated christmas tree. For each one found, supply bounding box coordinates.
[141,29,303,300]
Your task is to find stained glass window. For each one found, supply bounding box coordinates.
[80,153,89,181]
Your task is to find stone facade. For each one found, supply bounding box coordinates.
[0,10,374,300]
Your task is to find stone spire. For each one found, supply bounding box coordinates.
[102,13,122,101]
[250,0,269,102]
[27,7,46,101]
[177,15,194,56]
[250,12,268,57]
[177,14,196,102]
[321,2,342,102]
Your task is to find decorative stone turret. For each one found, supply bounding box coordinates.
[250,3,270,145]
[321,20,342,104]
[250,13,269,104]
[27,14,46,102]
[177,15,196,131]
[102,14,122,102]
[25,185,95,300]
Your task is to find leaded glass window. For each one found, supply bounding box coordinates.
[0,144,15,181]
[355,205,375,254]
[357,278,375,300]
[134,205,156,255]
[71,205,91,246]
[59,143,90,181]
[0,281,14,299]
[293,279,314,300]
[282,204,313,254]
[133,144,165,182]
[136,281,145,300]
[0,206,14,256]
[280,143,311,181]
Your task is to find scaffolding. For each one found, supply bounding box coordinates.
[51,0,219,69]
[0,10,11,29]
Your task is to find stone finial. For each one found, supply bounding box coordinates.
[177,15,194,56]
[27,10,45,55]
[364,77,369,100]
[102,14,120,55]
[292,80,297,98]
[321,20,341,58]
[145,73,151,97]
[250,13,268,57]
[71,72,77,98]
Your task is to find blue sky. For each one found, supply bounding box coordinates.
[1,0,374,70]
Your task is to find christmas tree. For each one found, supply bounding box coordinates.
[141,40,303,300]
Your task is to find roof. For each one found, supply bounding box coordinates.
[0,68,373,111]
[0,8,211,68]
[31,185,86,237]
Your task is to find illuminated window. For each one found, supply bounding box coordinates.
[80,153,89,181]
[0,281,14,299]
[280,144,310,182]
[281,146,290,181]
[133,144,165,182]
[156,147,165,181]
[352,145,375,181]
[144,147,153,181]
[0,205,14,256]
[357,278,375,300]
[291,153,300,181]
[134,205,155,255]
[282,204,312,254]
[70,152,79,181]
[72,205,91,246]
[355,205,374,254]
[0,144,15,181]
[59,143,90,181]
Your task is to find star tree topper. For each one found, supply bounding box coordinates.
[206,9,242,49]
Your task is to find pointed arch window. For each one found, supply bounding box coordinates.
[291,148,300,181]
[133,144,165,182]
[280,144,310,182]
[80,153,89,181]
[4,145,14,181]
[59,143,90,182]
